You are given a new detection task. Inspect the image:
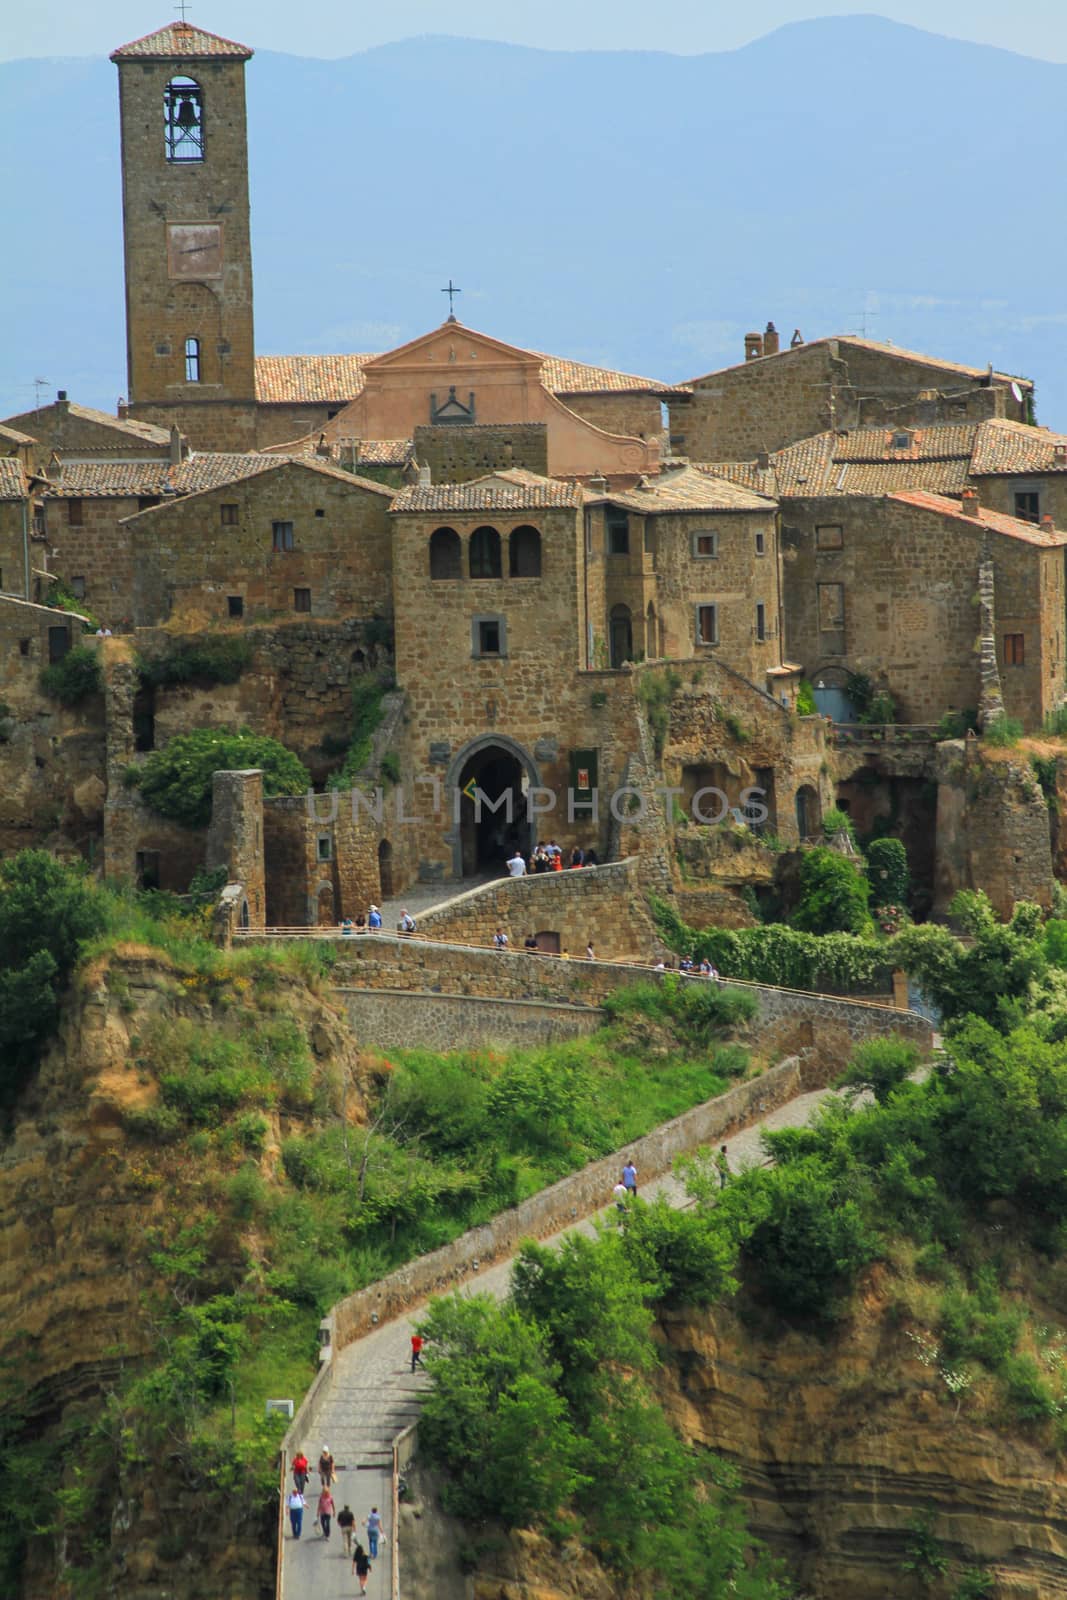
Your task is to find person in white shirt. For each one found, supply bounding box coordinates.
[506,851,526,877]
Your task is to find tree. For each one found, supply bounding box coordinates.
[791,846,871,936]
[864,838,909,909]
[135,728,310,828]
[839,1037,919,1105]
[0,853,106,1112]
[416,1294,584,1524]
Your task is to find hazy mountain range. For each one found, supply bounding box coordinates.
[2,14,1066,428]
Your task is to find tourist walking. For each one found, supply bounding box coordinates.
[318,1445,335,1488]
[399,909,416,933]
[612,1179,629,1218]
[286,1488,306,1539]
[493,926,509,950]
[365,1506,383,1559]
[410,1332,424,1372]
[367,904,382,929]
[337,1502,356,1555]
[622,1159,638,1198]
[506,849,526,877]
[317,1485,335,1538]
[585,941,595,960]
[291,1449,309,1493]
[715,1144,732,1189]
[352,1542,371,1594]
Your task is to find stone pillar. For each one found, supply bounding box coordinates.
[891,968,909,1011]
[205,769,266,927]
[976,560,1006,730]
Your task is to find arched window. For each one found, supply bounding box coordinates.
[610,604,633,668]
[429,526,462,580]
[469,526,502,580]
[509,525,542,578]
[184,337,201,383]
[164,77,204,163]
[645,601,658,660]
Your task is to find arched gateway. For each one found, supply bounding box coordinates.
[444,735,541,878]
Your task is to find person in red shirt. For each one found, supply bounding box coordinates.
[410,1333,424,1373]
[291,1451,309,1493]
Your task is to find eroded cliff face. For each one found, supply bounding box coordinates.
[655,1289,1067,1599]
[0,946,369,1600]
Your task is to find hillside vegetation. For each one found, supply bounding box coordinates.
[0,855,762,1596]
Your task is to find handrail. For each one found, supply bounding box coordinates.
[234,926,921,1019]
[275,1446,287,1600]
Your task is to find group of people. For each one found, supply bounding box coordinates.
[286,1446,382,1591]
[506,841,598,877]
[652,955,720,980]
[612,1145,731,1218]
[340,905,418,936]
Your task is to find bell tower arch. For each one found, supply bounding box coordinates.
[111,21,258,449]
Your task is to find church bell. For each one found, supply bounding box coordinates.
[176,96,199,129]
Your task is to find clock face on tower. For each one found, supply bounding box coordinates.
[166,222,223,281]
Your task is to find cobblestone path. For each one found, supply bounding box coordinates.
[280,1081,838,1600]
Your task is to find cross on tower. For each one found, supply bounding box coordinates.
[175,0,191,23]
[441,279,462,320]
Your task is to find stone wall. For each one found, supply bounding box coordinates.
[406,857,658,959]
[336,987,603,1050]
[933,740,1053,917]
[561,392,666,445]
[206,769,265,924]
[325,1055,806,1355]
[129,461,395,627]
[675,339,1028,463]
[42,491,141,628]
[413,423,548,483]
[780,494,1065,730]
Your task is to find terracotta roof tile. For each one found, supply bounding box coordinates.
[255,345,680,406]
[0,460,28,501]
[595,464,774,514]
[969,419,1067,477]
[891,490,1067,547]
[537,353,686,396]
[110,23,252,60]
[45,455,280,500]
[390,469,582,514]
[2,402,171,446]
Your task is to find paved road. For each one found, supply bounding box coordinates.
[279,1082,836,1600]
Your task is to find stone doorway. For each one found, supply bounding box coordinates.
[378,838,394,899]
[533,930,560,954]
[456,743,531,877]
[610,604,633,669]
[795,784,821,841]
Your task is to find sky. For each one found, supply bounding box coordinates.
[4,0,1067,62]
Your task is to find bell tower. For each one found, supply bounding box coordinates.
[111,21,257,450]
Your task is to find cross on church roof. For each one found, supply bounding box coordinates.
[441,279,462,321]
[175,0,190,22]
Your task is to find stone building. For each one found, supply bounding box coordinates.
[111,23,258,450]
[123,456,395,626]
[780,489,1067,729]
[1,394,178,473]
[674,331,1032,463]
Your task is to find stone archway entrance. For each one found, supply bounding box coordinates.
[378,838,394,899]
[446,736,540,878]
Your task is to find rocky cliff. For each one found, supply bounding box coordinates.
[0,943,369,1599]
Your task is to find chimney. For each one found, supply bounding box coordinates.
[169,425,183,466]
[756,449,770,470]
[744,331,764,361]
[1054,442,1067,466]
[763,321,780,357]
[790,328,804,348]
[1042,514,1056,533]
[418,462,431,488]
[56,390,69,409]
[588,470,608,494]
[960,488,980,516]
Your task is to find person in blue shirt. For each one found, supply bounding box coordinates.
[367,904,382,929]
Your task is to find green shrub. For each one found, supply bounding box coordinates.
[796,679,817,716]
[137,728,309,827]
[861,689,896,724]
[839,1037,918,1105]
[791,846,871,936]
[1032,755,1058,808]
[329,676,390,788]
[38,645,102,706]
[137,637,252,689]
[124,1103,184,1143]
[984,715,1023,747]
[722,710,748,743]
[380,749,400,784]
[636,670,681,758]
[936,708,980,740]
[1044,705,1067,737]
[821,806,855,842]
[864,837,910,908]
[743,1159,876,1319]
